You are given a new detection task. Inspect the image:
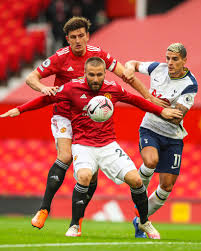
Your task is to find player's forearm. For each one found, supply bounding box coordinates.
[128,95,163,116]
[113,62,124,78]
[17,96,55,113]
[125,60,140,72]
[26,70,45,92]
[129,77,152,99]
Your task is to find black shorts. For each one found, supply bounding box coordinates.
[139,127,184,175]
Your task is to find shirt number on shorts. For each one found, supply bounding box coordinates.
[171,154,181,169]
[115,149,130,160]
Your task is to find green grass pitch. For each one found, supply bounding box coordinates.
[0,216,201,251]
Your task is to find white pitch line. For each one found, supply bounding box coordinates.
[0,242,201,248]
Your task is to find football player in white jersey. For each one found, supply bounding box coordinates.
[125,43,198,238]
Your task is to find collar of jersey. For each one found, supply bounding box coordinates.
[169,67,189,80]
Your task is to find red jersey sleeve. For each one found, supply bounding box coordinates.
[116,84,163,116]
[37,53,61,78]
[99,49,117,72]
[17,83,72,113]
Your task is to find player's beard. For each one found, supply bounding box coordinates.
[87,79,104,92]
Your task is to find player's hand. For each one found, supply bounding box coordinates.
[0,108,20,118]
[161,108,183,120]
[41,86,59,96]
[122,68,135,84]
[147,96,170,108]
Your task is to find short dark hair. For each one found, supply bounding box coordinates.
[85,57,106,72]
[63,16,91,35]
[167,43,187,58]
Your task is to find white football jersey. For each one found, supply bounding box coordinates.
[139,62,198,139]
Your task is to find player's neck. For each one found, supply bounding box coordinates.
[169,68,187,79]
[73,48,87,57]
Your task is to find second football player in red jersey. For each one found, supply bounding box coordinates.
[1,57,182,238]
[22,16,168,230]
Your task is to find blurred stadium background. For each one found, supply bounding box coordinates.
[0,0,200,225]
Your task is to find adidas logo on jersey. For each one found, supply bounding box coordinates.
[67,66,74,71]
[80,94,87,99]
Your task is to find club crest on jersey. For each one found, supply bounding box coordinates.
[104,93,112,99]
[60,127,66,133]
[74,155,78,161]
[42,59,51,68]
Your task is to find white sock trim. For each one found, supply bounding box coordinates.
[156,185,170,200]
[140,163,155,177]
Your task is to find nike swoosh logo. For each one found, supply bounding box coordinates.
[171,166,179,169]
[154,78,159,82]
[89,103,99,114]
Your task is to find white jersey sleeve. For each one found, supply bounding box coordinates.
[176,76,198,109]
[139,62,160,75]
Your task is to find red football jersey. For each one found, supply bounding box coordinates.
[18,78,162,147]
[37,45,117,119]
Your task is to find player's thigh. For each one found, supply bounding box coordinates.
[51,115,73,144]
[51,115,73,162]
[159,173,178,192]
[139,127,160,168]
[72,144,98,183]
[156,140,183,175]
[98,142,136,184]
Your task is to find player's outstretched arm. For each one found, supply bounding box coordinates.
[124,60,170,108]
[115,62,153,100]
[26,69,58,96]
[0,108,20,118]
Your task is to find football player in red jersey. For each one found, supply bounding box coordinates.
[18,16,168,230]
[1,57,182,238]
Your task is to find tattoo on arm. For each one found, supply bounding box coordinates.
[168,103,189,125]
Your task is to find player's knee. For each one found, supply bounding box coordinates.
[143,156,158,169]
[160,183,174,192]
[124,170,142,188]
[77,169,92,186]
[133,177,143,188]
[57,151,72,165]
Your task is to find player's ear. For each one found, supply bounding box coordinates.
[86,32,89,42]
[66,36,69,43]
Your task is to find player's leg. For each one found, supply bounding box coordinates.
[147,140,183,216]
[148,173,178,217]
[99,142,160,239]
[123,170,160,239]
[66,144,98,237]
[32,116,72,229]
[138,128,160,189]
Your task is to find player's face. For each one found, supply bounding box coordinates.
[86,64,105,92]
[66,28,89,56]
[166,51,187,78]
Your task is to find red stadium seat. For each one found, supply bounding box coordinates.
[0,54,8,81]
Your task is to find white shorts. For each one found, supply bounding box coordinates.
[51,115,73,141]
[72,141,136,184]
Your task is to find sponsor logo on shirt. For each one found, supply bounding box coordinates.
[74,155,78,161]
[42,59,51,68]
[67,66,74,71]
[104,93,112,99]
